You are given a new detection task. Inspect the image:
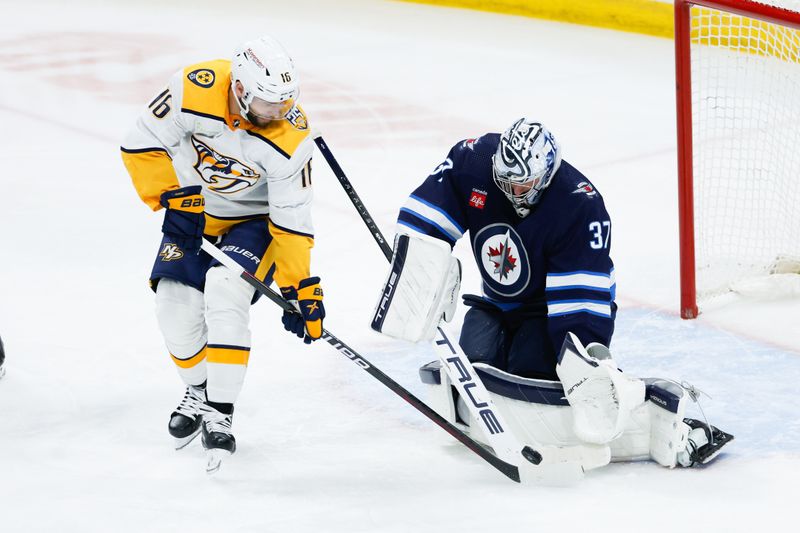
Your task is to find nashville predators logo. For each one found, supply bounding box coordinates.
[191,136,260,194]
[159,243,184,261]
[187,68,215,88]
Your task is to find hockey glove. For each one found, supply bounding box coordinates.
[160,186,205,254]
[280,277,325,344]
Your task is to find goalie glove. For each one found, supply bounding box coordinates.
[160,186,205,254]
[281,277,325,344]
[557,333,645,444]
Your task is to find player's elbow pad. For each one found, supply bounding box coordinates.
[370,232,461,343]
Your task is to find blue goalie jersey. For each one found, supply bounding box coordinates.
[397,134,616,355]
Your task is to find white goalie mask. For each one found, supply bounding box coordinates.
[492,118,562,217]
[231,35,300,124]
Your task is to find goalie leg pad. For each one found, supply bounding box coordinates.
[371,232,461,342]
[647,379,735,467]
[557,333,645,444]
[420,360,611,472]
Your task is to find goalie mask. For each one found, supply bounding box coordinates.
[492,118,562,217]
[231,35,299,125]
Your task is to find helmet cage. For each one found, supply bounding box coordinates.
[492,119,561,216]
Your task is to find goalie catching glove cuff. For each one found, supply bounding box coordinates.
[281,277,325,344]
[160,186,205,254]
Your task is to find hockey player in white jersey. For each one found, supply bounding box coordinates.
[371,118,732,474]
[121,36,324,472]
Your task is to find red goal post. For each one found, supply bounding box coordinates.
[674,0,800,318]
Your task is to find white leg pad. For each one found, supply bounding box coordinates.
[420,361,610,472]
[646,379,691,467]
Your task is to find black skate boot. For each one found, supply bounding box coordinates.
[678,418,735,466]
[201,402,235,474]
[168,382,206,450]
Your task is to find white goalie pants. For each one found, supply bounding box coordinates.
[155,266,255,405]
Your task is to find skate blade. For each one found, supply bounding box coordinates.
[206,449,232,475]
[0,366,5,380]
[173,427,202,450]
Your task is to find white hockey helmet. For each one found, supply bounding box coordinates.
[231,35,299,122]
[492,118,562,217]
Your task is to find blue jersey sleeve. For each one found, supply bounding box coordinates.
[397,144,469,245]
[544,199,616,353]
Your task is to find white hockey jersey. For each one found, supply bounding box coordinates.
[121,59,315,287]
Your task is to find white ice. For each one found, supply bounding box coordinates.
[0,0,797,531]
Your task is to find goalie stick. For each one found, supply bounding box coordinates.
[200,238,536,483]
[314,135,583,484]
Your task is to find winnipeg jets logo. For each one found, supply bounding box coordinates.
[191,136,260,194]
[159,243,184,261]
[487,233,517,280]
[572,181,597,197]
[473,224,531,297]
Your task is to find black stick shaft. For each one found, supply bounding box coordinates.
[312,136,530,482]
[314,135,393,261]
[199,240,520,482]
[238,269,521,483]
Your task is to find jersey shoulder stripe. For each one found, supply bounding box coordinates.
[180,59,231,122]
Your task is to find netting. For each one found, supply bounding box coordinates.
[689,0,800,299]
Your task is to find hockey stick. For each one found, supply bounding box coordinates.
[313,135,393,260]
[199,238,527,483]
[314,135,583,484]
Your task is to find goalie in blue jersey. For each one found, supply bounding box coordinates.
[371,118,732,471]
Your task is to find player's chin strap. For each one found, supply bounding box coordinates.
[314,133,584,485]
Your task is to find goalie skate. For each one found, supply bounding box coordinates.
[678,418,734,467]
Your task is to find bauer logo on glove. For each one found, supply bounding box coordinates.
[159,186,206,254]
[280,277,325,344]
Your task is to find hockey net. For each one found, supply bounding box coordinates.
[675,0,800,318]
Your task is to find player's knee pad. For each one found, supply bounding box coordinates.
[371,232,461,342]
[557,332,645,444]
[155,278,207,355]
[204,265,255,344]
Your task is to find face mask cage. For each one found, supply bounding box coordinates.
[492,156,545,211]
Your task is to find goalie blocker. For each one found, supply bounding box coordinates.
[371,232,461,342]
[420,333,733,471]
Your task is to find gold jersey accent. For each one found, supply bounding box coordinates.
[121,58,317,285]
[181,60,311,158]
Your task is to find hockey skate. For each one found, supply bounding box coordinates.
[677,418,734,467]
[201,404,236,475]
[168,383,206,450]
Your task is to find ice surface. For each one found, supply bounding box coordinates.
[0,0,797,531]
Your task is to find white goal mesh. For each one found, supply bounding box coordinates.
[688,0,800,301]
